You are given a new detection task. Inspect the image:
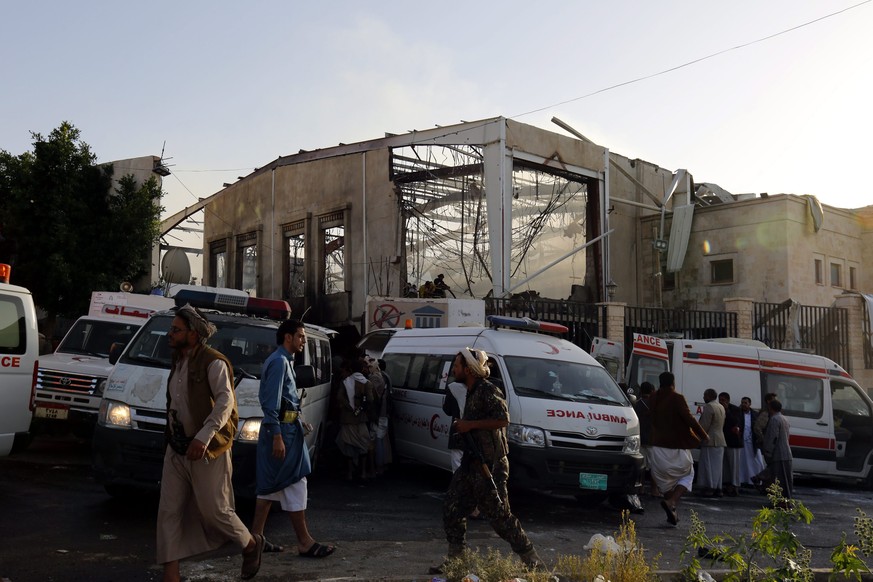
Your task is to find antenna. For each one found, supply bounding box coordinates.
[299,306,312,322]
[152,141,174,176]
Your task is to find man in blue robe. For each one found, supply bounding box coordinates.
[248,319,335,558]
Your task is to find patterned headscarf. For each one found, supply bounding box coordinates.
[175,303,217,343]
[461,347,490,378]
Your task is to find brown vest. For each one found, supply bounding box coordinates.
[166,343,238,459]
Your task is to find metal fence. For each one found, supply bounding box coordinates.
[485,298,605,352]
[753,301,849,369]
[862,301,873,369]
[622,306,738,362]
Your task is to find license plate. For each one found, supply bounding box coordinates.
[35,405,69,420]
[579,472,608,491]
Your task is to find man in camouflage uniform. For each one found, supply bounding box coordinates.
[436,347,542,571]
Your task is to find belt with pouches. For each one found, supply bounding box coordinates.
[280,410,299,423]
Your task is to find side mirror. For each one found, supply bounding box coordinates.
[295,364,316,389]
[108,342,125,365]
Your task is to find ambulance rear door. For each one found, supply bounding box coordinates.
[626,333,671,396]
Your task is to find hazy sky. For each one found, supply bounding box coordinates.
[3,1,872,248]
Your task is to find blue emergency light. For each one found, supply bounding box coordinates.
[173,289,292,320]
[486,315,569,334]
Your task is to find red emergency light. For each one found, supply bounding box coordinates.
[486,315,568,334]
[0,263,11,284]
[173,289,291,320]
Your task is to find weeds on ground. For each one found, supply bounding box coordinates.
[681,483,873,582]
[556,510,660,582]
[440,547,556,582]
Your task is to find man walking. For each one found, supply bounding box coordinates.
[649,372,709,525]
[434,348,542,572]
[156,304,264,582]
[249,319,336,558]
[697,389,726,497]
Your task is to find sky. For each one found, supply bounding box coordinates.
[3,1,872,278]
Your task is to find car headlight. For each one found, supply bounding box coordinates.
[507,424,545,447]
[623,434,641,454]
[98,399,131,428]
[238,418,262,442]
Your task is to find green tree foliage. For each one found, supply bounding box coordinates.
[0,122,163,321]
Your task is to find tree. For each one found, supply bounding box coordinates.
[0,122,164,330]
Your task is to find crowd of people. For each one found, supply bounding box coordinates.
[634,371,794,527]
[155,305,795,578]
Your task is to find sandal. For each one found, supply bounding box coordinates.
[660,500,678,525]
[299,542,336,558]
[263,539,284,553]
[241,533,265,580]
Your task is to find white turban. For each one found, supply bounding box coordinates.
[461,347,490,378]
[176,303,217,342]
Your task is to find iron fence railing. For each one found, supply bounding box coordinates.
[622,306,738,362]
[485,298,605,353]
[753,301,849,370]
[862,301,873,370]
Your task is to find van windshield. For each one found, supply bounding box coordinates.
[503,356,628,405]
[120,314,278,379]
[57,319,140,357]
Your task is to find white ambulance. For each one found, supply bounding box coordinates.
[382,316,642,501]
[0,264,38,456]
[33,292,173,436]
[625,332,873,487]
[91,289,335,498]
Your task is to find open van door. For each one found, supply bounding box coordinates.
[590,337,624,384]
[625,333,671,397]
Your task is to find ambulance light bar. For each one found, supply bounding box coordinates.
[173,289,292,320]
[486,315,568,334]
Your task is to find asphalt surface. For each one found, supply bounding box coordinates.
[2,434,872,581]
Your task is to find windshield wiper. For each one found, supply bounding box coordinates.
[127,354,168,366]
[571,392,622,405]
[514,385,575,401]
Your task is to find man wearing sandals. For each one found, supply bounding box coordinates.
[249,319,336,559]
[649,371,709,526]
[156,304,264,581]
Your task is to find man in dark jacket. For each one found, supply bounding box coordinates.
[650,372,708,525]
[719,392,743,496]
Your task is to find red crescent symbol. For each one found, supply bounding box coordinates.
[538,341,560,355]
[429,414,439,439]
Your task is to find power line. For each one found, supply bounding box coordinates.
[511,0,872,119]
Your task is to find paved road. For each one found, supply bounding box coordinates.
[1,434,871,581]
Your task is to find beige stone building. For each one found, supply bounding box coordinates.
[196,116,872,382]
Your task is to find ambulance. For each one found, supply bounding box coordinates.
[382,316,643,501]
[0,264,38,456]
[91,289,335,498]
[32,291,173,436]
[625,332,873,487]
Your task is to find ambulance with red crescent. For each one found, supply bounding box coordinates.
[625,332,873,487]
[382,316,642,501]
[0,264,38,456]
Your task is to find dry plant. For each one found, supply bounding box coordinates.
[440,547,556,582]
[555,511,660,582]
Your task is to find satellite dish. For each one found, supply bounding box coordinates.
[120,281,134,293]
[161,249,191,284]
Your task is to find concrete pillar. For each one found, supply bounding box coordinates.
[598,302,627,342]
[724,297,755,339]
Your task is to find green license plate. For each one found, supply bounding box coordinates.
[579,472,608,491]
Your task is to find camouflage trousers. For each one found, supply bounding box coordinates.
[442,456,534,556]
